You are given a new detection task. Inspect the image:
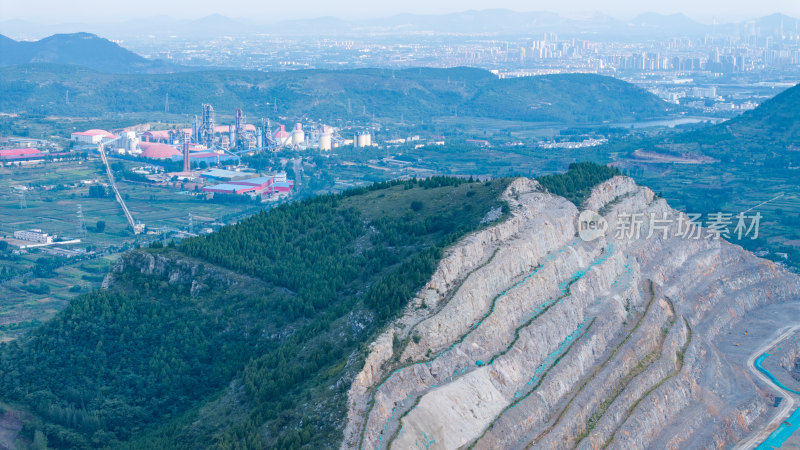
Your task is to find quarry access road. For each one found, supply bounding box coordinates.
[734,324,800,450]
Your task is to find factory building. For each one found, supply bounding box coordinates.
[70,129,118,144]
[14,229,53,244]
[202,173,293,197]
[273,125,292,146]
[0,148,42,160]
[201,183,259,195]
[141,130,172,142]
[0,148,70,164]
[200,168,256,181]
[268,180,294,193]
[230,176,273,188]
[212,124,257,134]
[119,131,139,153]
[174,152,240,166]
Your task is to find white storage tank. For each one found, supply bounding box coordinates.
[292,123,305,146]
[319,133,332,151]
[357,133,372,148]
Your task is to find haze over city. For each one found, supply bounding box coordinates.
[2,0,800,23]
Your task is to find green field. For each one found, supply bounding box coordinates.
[0,159,258,241]
[0,158,264,339]
[0,254,118,342]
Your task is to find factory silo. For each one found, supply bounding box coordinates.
[319,133,332,151]
[292,123,305,146]
[357,133,371,148]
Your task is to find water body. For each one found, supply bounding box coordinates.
[755,353,800,449]
[609,116,724,129]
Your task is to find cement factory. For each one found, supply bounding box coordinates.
[60,103,381,234]
[71,104,376,164]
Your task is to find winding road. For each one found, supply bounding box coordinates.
[734,324,800,450]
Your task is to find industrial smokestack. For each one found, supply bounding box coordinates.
[183,135,190,173]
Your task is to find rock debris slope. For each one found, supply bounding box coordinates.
[342,176,800,449]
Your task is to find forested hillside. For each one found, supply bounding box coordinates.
[599,82,800,268]
[537,161,621,206]
[0,65,672,123]
[0,177,511,449]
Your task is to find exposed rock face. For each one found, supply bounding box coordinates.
[104,250,236,296]
[794,359,800,383]
[342,176,800,449]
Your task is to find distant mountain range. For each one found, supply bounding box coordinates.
[1,10,798,40]
[0,33,182,74]
[0,64,673,124]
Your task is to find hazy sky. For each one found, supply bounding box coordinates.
[2,0,799,23]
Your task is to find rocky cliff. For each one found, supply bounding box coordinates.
[342,176,800,449]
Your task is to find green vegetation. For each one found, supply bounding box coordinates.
[0,65,671,124]
[0,253,119,342]
[0,177,510,449]
[537,162,621,206]
[601,83,800,269]
[87,184,107,198]
[0,158,263,343]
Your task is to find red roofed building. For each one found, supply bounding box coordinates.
[141,130,172,142]
[0,148,41,158]
[273,125,291,145]
[0,148,44,161]
[268,180,294,194]
[70,129,118,144]
[202,183,259,195]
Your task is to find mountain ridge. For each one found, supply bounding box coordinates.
[346,174,800,449]
[0,32,182,74]
[0,64,674,123]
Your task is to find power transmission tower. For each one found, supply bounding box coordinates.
[11,187,26,209]
[76,204,86,236]
[188,213,193,233]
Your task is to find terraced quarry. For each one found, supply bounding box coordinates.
[344,176,800,449]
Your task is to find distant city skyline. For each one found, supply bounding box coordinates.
[2,1,799,25]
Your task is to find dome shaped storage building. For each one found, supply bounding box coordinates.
[140,142,181,159]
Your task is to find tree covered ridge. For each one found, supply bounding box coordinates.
[537,162,621,207]
[0,64,670,123]
[0,176,511,449]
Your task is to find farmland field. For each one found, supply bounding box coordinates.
[0,158,263,339]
